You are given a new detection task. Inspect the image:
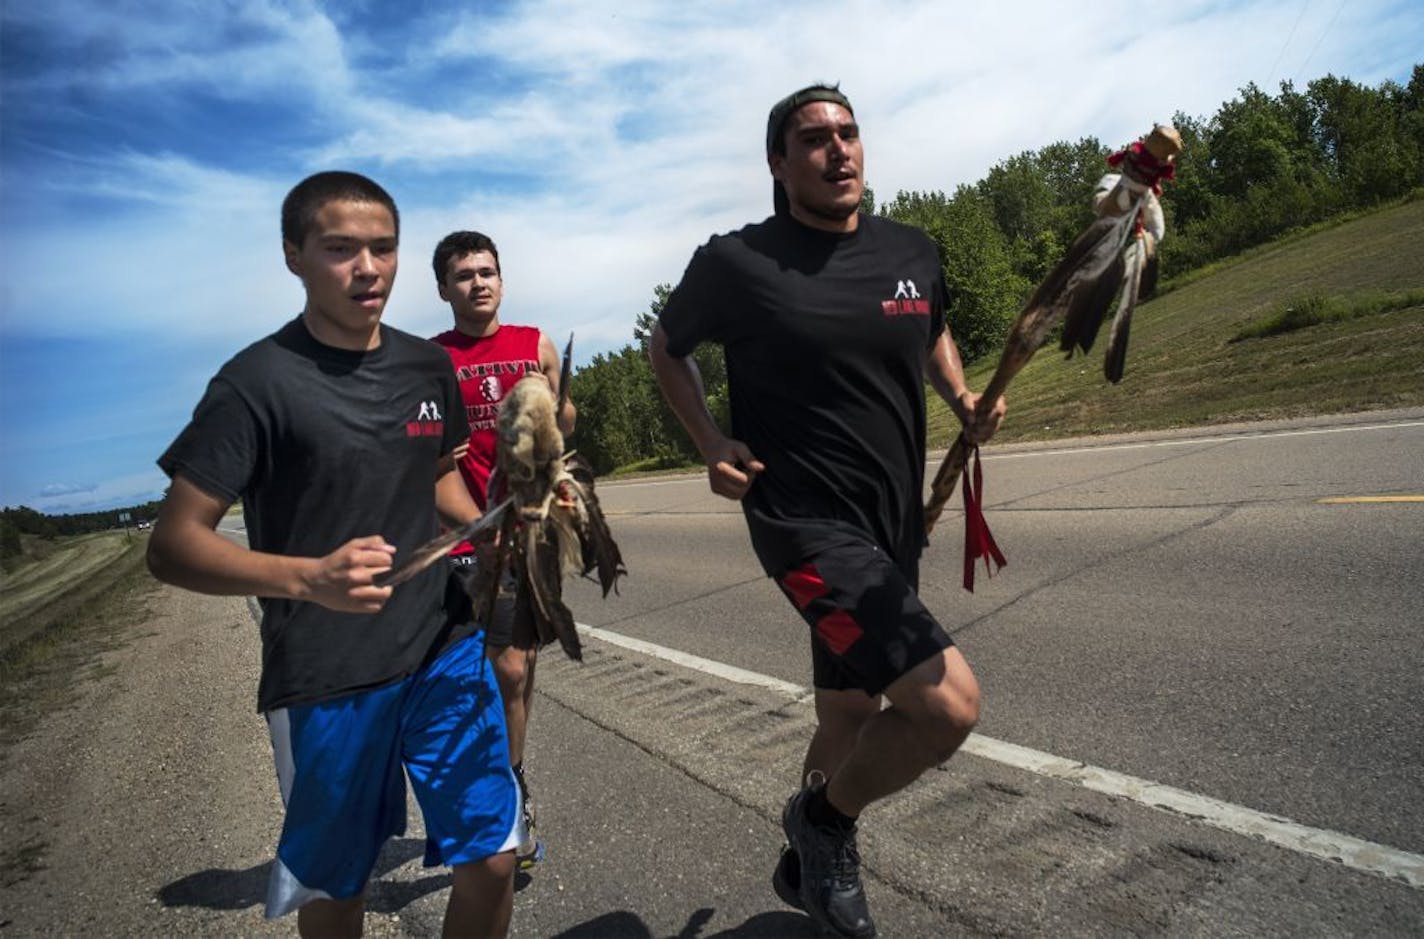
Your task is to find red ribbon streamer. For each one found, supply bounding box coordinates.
[961,443,1006,592]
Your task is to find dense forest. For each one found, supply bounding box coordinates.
[567,67,1424,473]
[6,67,1421,547]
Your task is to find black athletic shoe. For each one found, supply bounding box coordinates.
[781,779,876,938]
[771,844,804,910]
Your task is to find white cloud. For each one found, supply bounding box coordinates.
[3,152,299,344]
[310,93,590,168]
[28,469,169,515]
[39,482,97,497]
[3,0,353,100]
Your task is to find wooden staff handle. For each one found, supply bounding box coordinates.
[923,433,970,535]
[924,303,1052,533]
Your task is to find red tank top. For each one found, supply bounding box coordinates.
[432,324,542,513]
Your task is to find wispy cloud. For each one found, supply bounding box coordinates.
[39,482,98,497]
[5,151,295,343]
[3,0,352,99]
[29,471,169,515]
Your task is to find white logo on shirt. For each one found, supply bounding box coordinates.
[480,376,502,403]
[417,400,442,421]
[894,279,920,300]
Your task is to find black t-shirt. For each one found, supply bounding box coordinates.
[659,213,946,576]
[158,317,471,711]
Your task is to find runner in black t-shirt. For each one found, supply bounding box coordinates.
[147,172,518,937]
[650,85,1005,938]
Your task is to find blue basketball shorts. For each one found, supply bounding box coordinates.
[262,632,519,918]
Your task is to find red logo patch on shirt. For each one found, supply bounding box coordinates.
[406,400,445,437]
[882,299,930,316]
[881,278,930,316]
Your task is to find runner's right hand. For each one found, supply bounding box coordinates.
[701,436,765,501]
[303,536,396,613]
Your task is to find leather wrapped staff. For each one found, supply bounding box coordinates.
[924,124,1183,590]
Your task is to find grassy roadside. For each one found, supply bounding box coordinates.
[0,539,158,749]
[927,199,1424,445]
[0,539,158,888]
[0,532,133,631]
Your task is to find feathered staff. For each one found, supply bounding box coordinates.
[377,338,625,659]
[924,124,1182,590]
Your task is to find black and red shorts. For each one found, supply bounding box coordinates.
[776,540,952,695]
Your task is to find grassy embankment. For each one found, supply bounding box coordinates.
[0,533,156,883]
[0,533,157,747]
[927,198,1424,444]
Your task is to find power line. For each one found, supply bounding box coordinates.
[1267,0,1311,89]
[1294,0,1348,85]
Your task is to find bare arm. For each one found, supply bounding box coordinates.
[926,331,1006,445]
[146,474,396,614]
[648,324,765,500]
[538,332,577,437]
[434,460,480,529]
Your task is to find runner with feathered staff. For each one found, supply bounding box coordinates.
[925,124,1182,589]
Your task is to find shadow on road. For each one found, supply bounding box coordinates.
[156,836,533,912]
[156,860,269,911]
[551,907,818,938]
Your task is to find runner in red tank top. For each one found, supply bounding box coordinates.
[434,322,543,512]
[430,230,576,872]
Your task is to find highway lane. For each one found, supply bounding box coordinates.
[207,411,1423,930]
[565,411,1424,862]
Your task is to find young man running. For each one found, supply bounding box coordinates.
[430,230,577,871]
[649,86,1005,938]
[148,173,518,937]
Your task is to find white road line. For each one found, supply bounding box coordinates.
[1317,495,1424,504]
[578,623,812,700]
[600,475,702,489]
[961,736,1424,890]
[575,621,1424,890]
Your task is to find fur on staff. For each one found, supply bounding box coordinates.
[463,375,626,662]
[374,371,626,662]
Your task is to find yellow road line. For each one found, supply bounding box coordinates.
[1316,495,1424,504]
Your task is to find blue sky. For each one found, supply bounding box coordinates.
[2,0,1420,514]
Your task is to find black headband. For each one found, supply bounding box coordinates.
[765,85,854,155]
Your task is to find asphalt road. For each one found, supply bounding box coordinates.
[181,408,1423,935]
[559,410,1424,873]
